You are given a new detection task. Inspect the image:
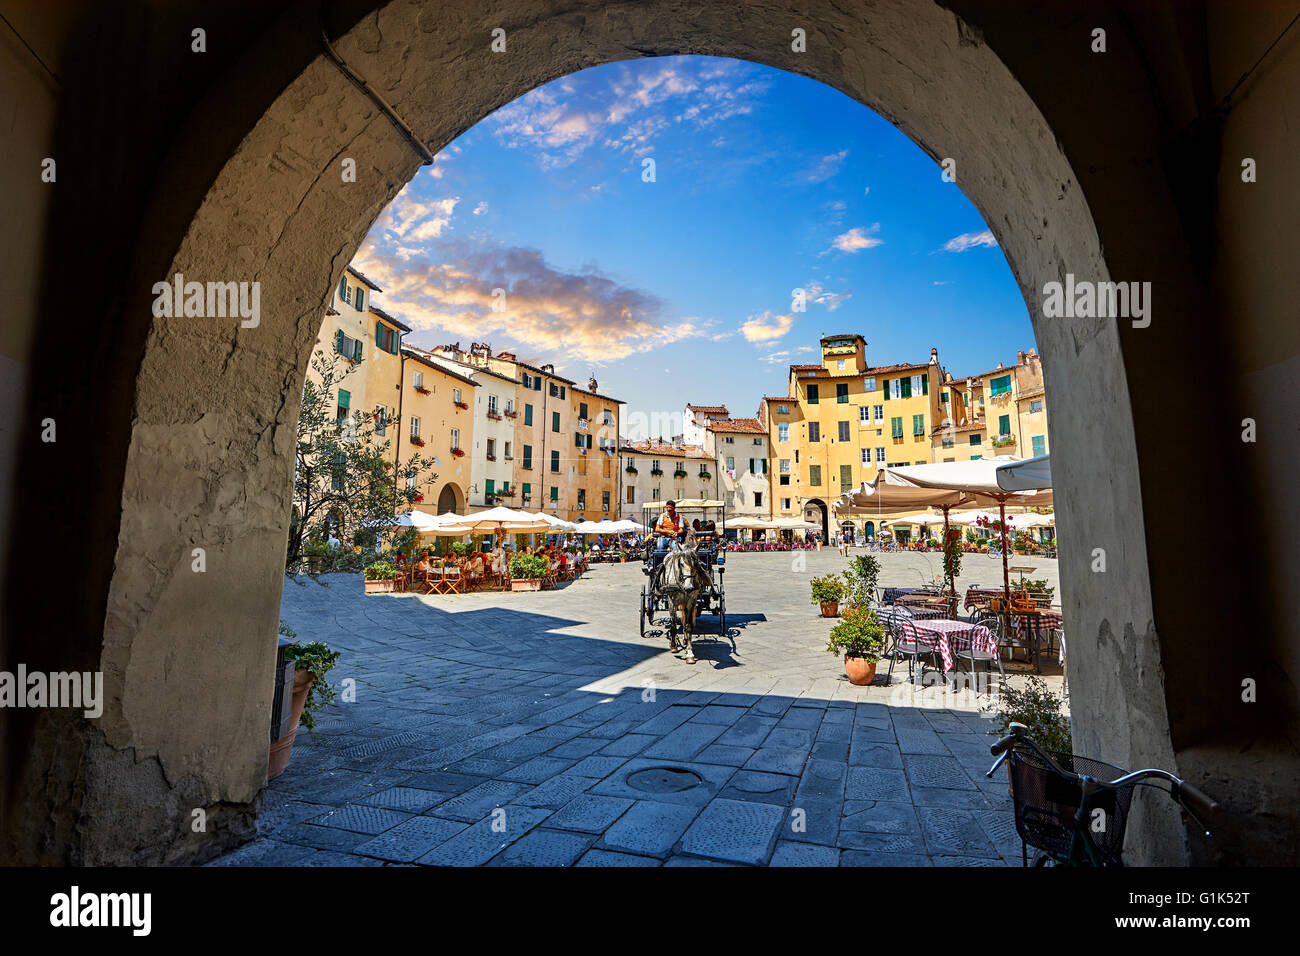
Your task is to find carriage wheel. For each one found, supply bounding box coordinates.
[639,586,648,636]
[718,593,727,636]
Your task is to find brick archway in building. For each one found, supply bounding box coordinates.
[10,0,1291,866]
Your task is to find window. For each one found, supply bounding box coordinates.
[488,394,498,415]
[778,404,789,414]
[522,482,532,504]
[577,489,586,511]
[504,441,512,459]
[355,288,364,312]
[837,359,845,370]
[652,487,661,501]
[626,486,635,504]
[550,450,560,472]
[900,378,912,399]
[970,454,983,460]
[726,491,735,507]
[778,422,789,442]
[753,437,763,445]
[413,370,423,389]
[874,405,883,423]
[941,391,949,403]
[863,376,876,392]
[578,401,589,420]
[754,491,763,507]
[840,464,853,488]
[522,372,532,389]
[890,416,903,439]
[522,444,532,469]
[603,409,615,426]
[724,436,734,444]
[806,383,819,404]
[780,459,790,474]
[1030,399,1044,413]
[970,434,982,446]
[913,414,925,437]
[912,374,927,396]
[860,448,870,465]
[836,383,848,403]
[809,464,822,486]
[838,421,850,442]
[450,427,459,449]
[453,387,462,405]
[875,447,886,463]
[331,452,346,491]
[486,438,496,459]
[409,414,419,438]
[990,375,1012,396]
[602,491,610,512]
[998,414,1011,436]
[651,459,661,473]
[782,498,791,509]
[550,486,558,502]
[726,456,735,472]
[748,458,756,474]
[809,422,821,442]
[374,406,386,436]
[1032,435,1046,457]
[485,478,495,496]
[336,388,350,423]
[524,403,533,426]
[859,406,870,425]
[549,383,558,396]
[941,436,954,449]
[338,276,347,303]
[552,411,560,432]
[779,474,790,485]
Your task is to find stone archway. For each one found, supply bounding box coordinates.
[11,0,1266,866]
[436,483,463,515]
[805,499,831,544]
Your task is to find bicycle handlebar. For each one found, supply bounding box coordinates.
[1173,781,1219,819]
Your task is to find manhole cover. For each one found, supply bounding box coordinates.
[625,767,703,794]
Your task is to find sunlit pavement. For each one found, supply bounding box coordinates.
[210,550,1065,866]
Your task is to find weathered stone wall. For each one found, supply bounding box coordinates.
[3,0,1296,864]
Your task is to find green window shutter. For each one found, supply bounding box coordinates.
[1032,435,1046,457]
[334,329,345,354]
[338,389,350,409]
[550,486,558,501]
[891,417,902,438]
[881,379,889,401]
[901,378,912,398]
[523,404,532,425]
[485,479,494,496]
[523,482,531,495]
[913,414,924,436]
[552,411,560,432]
[836,383,848,403]
[807,383,819,404]
[922,376,928,395]
[376,321,383,346]
[999,415,1010,435]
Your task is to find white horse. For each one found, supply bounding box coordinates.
[657,545,707,663]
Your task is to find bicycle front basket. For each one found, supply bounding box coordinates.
[1008,750,1134,865]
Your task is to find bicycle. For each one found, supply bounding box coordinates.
[986,722,1217,866]
[986,543,1004,559]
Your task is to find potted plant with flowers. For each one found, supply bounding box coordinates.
[509,553,547,590]
[269,628,341,778]
[363,561,397,594]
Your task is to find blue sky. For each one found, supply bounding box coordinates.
[356,55,1032,423]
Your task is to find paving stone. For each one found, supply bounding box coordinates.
[908,786,992,810]
[716,715,777,748]
[416,807,552,866]
[353,816,469,862]
[844,767,908,802]
[632,706,699,736]
[663,856,741,866]
[599,734,659,757]
[718,770,798,806]
[576,849,661,866]
[276,823,376,853]
[446,757,518,777]
[307,804,412,835]
[848,741,904,769]
[696,744,756,767]
[511,774,597,809]
[783,796,842,847]
[688,704,750,726]
[679,799,784,865]
[500,756,578,784]
[567,754,630,779]
[776,708,823,730]
[489,828,595,866]
[600,801,701,857]
[641,723,724,761]
[840,801,921,836]
[835,829,928,854]
[545,794,635,834]
[895,728,950,755]
[289,850,386,866]
[916,807,1002,858]
[903,753,978,791]
[765,728,814,750]
[206,839,315,867]
[810,740,850,763]
[359,787,451,813]
[797,759,847,801]
[433,780,532,822]
[744,747,808,776]
[546,737,608,759]
[770,841,841,867]
[841,850,933,867]
[396,770,490,794]
[752,696,794,717]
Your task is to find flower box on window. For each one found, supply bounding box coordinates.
[451,447,465,458]
[487,412,502,421]
[412,493,424,503]
[673,469,688,479]
[454,400,469,410]
[409,436,425,447]
[625,465,638,474]
[414,385,430,395]
[504,409,518,418]
[650,468,664,476]
[486,454,497,461]
[699,471,712,480]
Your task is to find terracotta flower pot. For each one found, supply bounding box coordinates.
[268,669,315,779]
[820,601,839,618]
[510,578,542,591]
[364,578,394,594]
[843,655,877,686]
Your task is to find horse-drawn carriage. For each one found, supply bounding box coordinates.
[638,499,727,663]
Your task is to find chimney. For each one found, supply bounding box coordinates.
[588,376,598,393]
[1017,350,1026,365]
[929,348,938,364]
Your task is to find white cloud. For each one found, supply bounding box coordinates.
[804,149,848,183]
[942,230,997,252]
[472,202,489,216]
[741,310,796,343]
[829,224,883,254]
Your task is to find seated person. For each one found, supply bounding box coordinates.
[653,500,685,554]
[415,553,434,574]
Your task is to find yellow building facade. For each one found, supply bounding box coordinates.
[397,349,476,515]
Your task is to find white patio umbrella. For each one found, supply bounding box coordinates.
[771,516,820,530]
[610,519,646,532]
[454,507,553,534]
[996,454,1051,492]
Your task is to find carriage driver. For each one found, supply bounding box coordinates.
[654,500,686,554]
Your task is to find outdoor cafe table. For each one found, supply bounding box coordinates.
[896,592,957,616]
[896,616,997,674]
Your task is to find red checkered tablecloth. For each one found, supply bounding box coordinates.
[1011,610,1063,642]
[896,617,996,672]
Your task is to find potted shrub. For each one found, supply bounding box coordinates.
[810,573,847,617]
[825,604,887,685]
[984,676,1072,790]
[269,630,341,778]
[625,464,638,475]
[509,553,547,590]
[843,553,880,607]
[363,561,397,593]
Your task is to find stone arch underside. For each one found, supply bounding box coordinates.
[13,0,1186,864]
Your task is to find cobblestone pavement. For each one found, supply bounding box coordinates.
[212,549,1065,867]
